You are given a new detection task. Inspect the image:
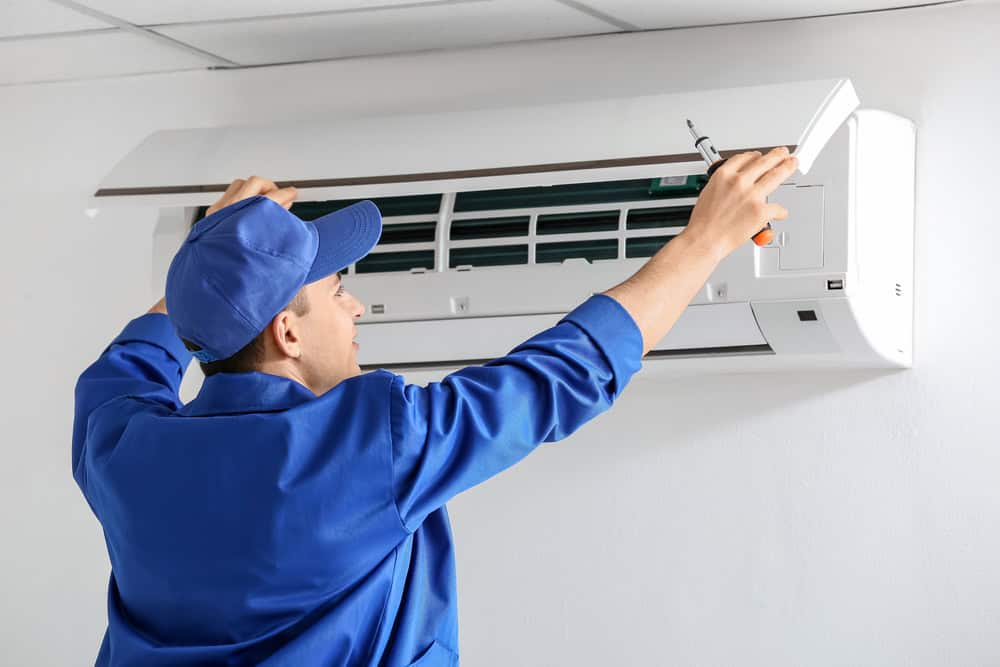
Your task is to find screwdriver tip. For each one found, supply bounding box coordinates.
[686,119,694,128]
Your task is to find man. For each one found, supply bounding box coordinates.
[73,148,797,665]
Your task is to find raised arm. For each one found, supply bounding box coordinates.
[388,148,797,528]
[71,299,194,490]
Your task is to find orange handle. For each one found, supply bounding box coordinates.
[752,223,774,247]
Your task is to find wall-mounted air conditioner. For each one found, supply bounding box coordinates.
[95,78,915,373]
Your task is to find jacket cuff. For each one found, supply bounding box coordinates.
[110,313,194,369]
[560,294,643,394]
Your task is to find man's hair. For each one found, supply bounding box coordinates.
[182,289,311,377]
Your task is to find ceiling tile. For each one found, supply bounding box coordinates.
[0,31,210,86]
[578,0,951,29]
[154,0,614,65]
[73,0,461,25]
[1,0,109,38]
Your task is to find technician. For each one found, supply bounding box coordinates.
[73,147,797,665]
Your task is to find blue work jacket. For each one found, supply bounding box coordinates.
[72,294,642,666]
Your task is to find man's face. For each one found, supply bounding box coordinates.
[297,272,365,394]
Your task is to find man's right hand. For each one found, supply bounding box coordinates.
[603,146,798,356]
[205,176,298,217]
[682,147,798,261]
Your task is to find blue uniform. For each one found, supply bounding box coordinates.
[73,294,642,666]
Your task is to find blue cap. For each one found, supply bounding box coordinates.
[165,196,382,363]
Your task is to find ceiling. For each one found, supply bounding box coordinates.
[0,0,967,86]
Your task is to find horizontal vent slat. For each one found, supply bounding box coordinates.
[450,216,529,240]
[378,221,437,244]
[536,239,618,264]
[537,210,619,235]
[356,250,434,274]
[626,205,693,230]
[449,244,529,268]
[453,177,702,212]
[293,193,442,219]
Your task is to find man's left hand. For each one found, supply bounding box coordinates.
[205,176,298,217]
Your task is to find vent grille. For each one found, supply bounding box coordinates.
[197,176,707,276]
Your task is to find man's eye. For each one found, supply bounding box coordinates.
[335,286,345,296]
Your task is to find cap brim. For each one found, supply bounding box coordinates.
[305,200,383,283]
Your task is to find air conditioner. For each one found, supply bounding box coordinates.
[95,78,915,374]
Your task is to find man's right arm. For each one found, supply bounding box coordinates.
[605,147,797,354]
[386,147,797,529]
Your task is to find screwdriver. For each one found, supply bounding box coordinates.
[686,119,775,247]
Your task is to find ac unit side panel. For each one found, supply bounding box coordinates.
[847,109,916,367]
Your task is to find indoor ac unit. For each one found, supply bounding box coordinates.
[95,78,915,373]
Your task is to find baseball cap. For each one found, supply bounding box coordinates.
[165,195,382,363]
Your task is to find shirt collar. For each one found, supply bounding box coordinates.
[179,371,317,417]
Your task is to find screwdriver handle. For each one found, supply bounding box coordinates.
[706,158,774,247]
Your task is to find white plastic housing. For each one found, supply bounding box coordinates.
[96,79,915,374]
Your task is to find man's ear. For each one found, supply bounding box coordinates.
[269,309,303,359]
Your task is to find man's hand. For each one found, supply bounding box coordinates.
[148,177,298,318]
[205,176,299,217]
[681,147,798,261]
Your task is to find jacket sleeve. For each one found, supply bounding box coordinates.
[388,294,643,531]
[72,313,193,493]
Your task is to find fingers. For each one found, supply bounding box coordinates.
[740,146,791,183]
[221,178,245,199]
[206,176,299,216]
[204,178,244,215]
[235,175,279,200]
[716,150,761,174]
[754,156,799,196]
[266,186,298,210]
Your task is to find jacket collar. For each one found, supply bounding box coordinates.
[179,371,317,417]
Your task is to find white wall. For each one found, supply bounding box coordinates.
[2,3,998,665]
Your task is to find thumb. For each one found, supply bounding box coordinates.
[765,202,789,221]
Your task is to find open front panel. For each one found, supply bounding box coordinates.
[95,79,857,206]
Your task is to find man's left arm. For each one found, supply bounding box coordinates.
[72,298,192,491]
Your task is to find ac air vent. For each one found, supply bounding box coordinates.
[280,177,703,275]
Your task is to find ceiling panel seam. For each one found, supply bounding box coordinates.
[0,66,209,89]
[45,0,239,66]
[140,0,490,29]
[550,0,640,31]
[613,0,969,34]
[0,27,118,43]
